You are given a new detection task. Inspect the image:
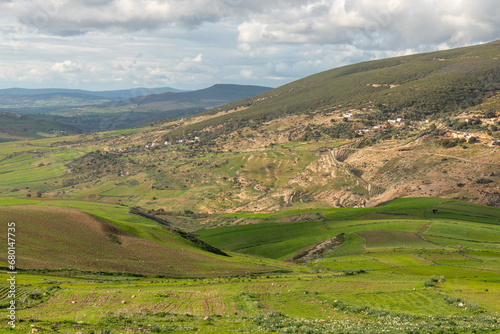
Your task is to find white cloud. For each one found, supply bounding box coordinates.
[1,0,496,51]
[51,60,82,73]
[6,0,494,48]
[191,54,203,63]
[175,53,205,72]
[240,69,253,78]
[6,1,500,51]
[235,0,500,49]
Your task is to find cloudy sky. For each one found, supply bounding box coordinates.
[0,0,499,91]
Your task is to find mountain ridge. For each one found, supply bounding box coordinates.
[119,83,273,112]
[0,86,185,99]
[166,39,500,141]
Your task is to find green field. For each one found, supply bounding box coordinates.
[0,200,296,278]
[0,198,498,333]
[198,198,500,258]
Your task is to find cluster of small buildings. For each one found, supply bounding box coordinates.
[102,147,128,154]
[145,137,200,149]
[450,132,478,140]
[387,118,404,125]
[355,117,408,135]
[144,142,165,148]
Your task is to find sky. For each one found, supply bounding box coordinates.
[0,0,499,91]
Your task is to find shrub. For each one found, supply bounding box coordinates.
[476,178,493,184]
[440,139,458,148]
[485,110,496,118]
[468,136,478,143]
[425,280,436,287]
[28,290,43,300]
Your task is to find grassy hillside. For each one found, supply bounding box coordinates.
[168,39,500,140]
[0,41,498,213]
[0,127,497,215]
[0,199,294,277]
[0,198,499,333]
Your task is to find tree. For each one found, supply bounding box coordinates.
[468,136,478,144]
[485,110,496,118]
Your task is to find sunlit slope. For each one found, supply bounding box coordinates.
[169,39,500,139]
[0,199,290,277]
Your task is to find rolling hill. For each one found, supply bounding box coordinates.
[0,86,183,101]
[196,197,500,260]
[0,199,291,277]
[0,41,498,213]
[0,112,82,142]
[1,33,500,334]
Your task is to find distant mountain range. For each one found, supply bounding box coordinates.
[0,86,185,100]
[119,84,273,112]
[0,86,189,113]
[0,84,273,141]
[0,84,272,112]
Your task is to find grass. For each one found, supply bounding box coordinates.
[425,220,500,243]
[0,200,296,277]
[0,198,497,333]
[198,198,500,259]
[328,290,475,316]
[1,269,498,333]
[316,255,392,271]
[326,232,365,257]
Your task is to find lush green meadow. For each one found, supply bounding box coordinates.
[1,269,499,333]
[198,198,500,258]
[0,199,295,278]
[0,198,498,333]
